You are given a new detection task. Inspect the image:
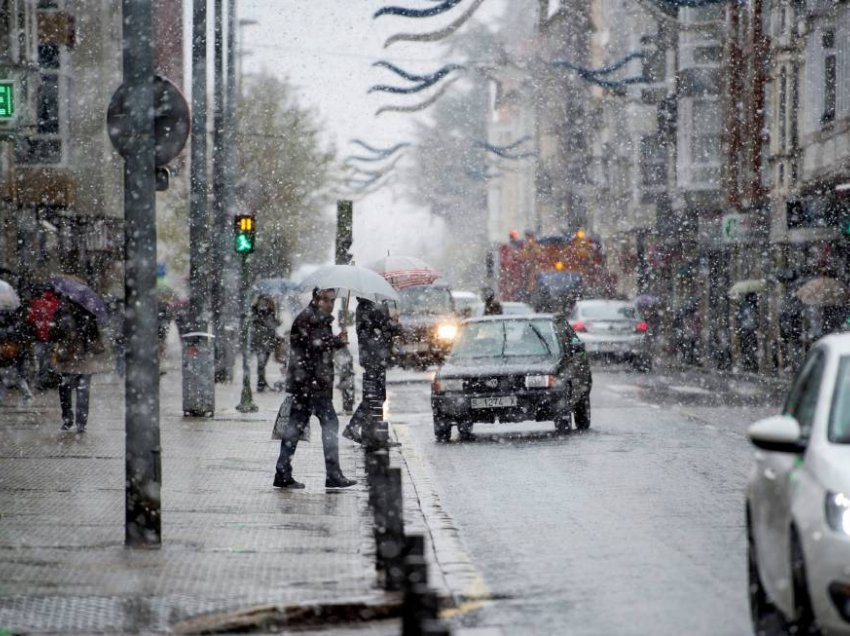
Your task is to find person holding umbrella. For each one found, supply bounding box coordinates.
[47,276,111,433]
[273,287,356,489]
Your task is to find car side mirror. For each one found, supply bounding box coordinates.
[569,336,586,355]
[748,415,806,454]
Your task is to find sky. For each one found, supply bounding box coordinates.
[236,0,505,267]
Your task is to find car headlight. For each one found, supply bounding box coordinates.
[436,323,458,341]
[433,378,464,393]
[826,492,850,536]
[525,374,556,389]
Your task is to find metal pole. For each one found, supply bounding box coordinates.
[211,0,227,382]
[122,0,161,547]
[189,0,210,334]
[236,250,258,412]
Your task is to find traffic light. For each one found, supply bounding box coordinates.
[234,214,255,253]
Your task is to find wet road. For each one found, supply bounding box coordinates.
[386,365,785,635]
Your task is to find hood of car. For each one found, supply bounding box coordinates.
[399,313,453,330]
[812,442,850,494]
[439,356,558,378]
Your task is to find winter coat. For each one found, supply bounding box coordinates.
[26,291,61,342]
[285,301,345,399]
[51,302,111,376]
[356,299,399,369]
[0,308,30,368]
[251,299,280,353]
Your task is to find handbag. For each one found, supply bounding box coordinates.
[272,393,310,442]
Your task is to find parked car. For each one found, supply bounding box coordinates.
[568,299,651,371]
[431,315,592,441]
[394,283,459,368]
[747,334,850,635]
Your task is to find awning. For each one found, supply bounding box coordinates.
[728,279,766,298]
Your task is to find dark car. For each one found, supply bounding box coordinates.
[431,315,593,441]
[393,283,460,368]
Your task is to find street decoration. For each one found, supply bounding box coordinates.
[374,0,464,19]
[369,63,464,94]
[383,0,487,48]
[475,137,536,160]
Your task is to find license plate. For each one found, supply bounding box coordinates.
[471,396,517,409]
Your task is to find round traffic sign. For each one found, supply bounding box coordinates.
[107,75,190,167]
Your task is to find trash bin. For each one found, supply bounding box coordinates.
[181,331,215,417]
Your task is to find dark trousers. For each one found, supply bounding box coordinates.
[348,366,386,434]
[275,395,342,479]
[59,373,91,430]
[257,349,271,388]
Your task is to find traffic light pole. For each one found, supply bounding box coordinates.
[335,201,355,413]
[121,0,162,547]
[236,249,258,413]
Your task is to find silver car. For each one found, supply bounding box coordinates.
[568,299,650,371]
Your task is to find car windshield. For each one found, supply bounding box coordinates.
[400,287,453,315]
[450,319,560,359]
[577,302,639,320]
[829,356,850,443]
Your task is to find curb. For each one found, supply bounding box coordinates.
[169,597,403,634]
[390,421,491,617]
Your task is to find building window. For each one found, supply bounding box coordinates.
[823,29,836,125]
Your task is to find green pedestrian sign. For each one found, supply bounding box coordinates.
[0,82,14,119]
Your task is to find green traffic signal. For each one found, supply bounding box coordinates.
[0,82,14,119]
[234,215,255,253]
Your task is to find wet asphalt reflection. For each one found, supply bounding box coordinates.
[386,363,784,635]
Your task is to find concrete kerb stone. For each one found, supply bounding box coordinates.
[388,422,491,615]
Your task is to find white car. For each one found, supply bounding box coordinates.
[747,334,850,635]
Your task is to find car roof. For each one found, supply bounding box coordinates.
[451,290,478,299]
[464,313,556,323]
[815,333,850,356]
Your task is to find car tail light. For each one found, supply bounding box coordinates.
[635,322,648,333]
[571,321,587,332]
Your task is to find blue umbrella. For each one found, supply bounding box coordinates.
[635,294,660,310]
[48,275,109,325]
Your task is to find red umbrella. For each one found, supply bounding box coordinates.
[366,255,440,290]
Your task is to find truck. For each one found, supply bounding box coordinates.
[496,231,615,312]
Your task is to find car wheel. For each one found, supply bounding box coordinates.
[748,513,788,635]
[433,418,452,443]
[554,413,572,434]
[574,394,591,430]
[790,527,820,635]
[457,420,475,441]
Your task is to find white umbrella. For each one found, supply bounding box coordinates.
[0,279,20,311]
[300,265,401,329]
[366,255,440,290]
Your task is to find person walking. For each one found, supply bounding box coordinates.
[251,294,280,392]
[51,299,110,433]
[0,305,34,404]
[273,288,357,489]
[342,297,400,444]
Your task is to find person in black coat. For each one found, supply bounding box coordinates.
[251,294,281,392]
[273,288,356,489]
[342,297,401,444]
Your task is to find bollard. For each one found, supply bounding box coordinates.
[380,467,405,591]
[402,546,429,635]
[366,449,388,512]
[368,452,389,575]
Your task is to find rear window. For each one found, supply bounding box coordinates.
[829,356,850,444]
[577,303,639,321]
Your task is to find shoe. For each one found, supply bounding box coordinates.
[76,426,86,434]
[341,426,362,444]
[386,440,402,448]
[60,422,73,431]
[273,474,305,489]
[325,475,357,488]
[257,384,267,393]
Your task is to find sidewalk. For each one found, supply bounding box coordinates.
[0,353,383,633]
